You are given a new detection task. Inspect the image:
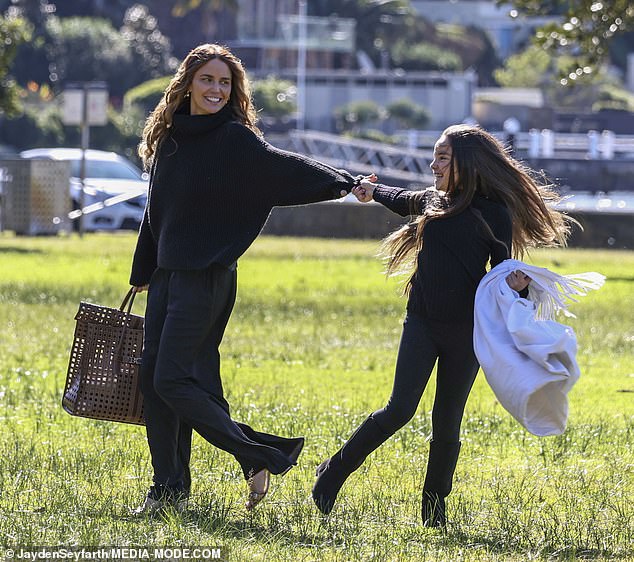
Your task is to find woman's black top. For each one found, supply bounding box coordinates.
[130,104,356,286]
[373,185,513,322]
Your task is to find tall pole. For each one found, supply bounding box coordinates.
[297,0,307,131]
[79,83,89,237]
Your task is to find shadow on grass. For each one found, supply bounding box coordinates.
[446,528,626,560]
[0,246,44,254]
[112,505,345,550]
[188,508,337,548]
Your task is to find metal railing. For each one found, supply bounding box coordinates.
[270,130,434,185]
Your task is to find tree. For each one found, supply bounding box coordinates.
[493,44,551,88]
[503,0,634,84]
[170,0,238,42]
[493,42,627,111]
[45,16,133,95]
[310,0,413,67]
[0,12,31,116]
[120,4,177,81]
[3,0,56,87]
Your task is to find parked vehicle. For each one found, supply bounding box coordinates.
[20,148,148,231]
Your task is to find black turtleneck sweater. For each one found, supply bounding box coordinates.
[373,185,513,321]
[130,105,356,286]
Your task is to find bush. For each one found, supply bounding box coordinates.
[386,98,430,129]
[124,76,171,114]
[0,103,66,150]
[0,99,144,162]
[252,77,297,119]
[343,129,397,144]
[335,100,383,132]
[592,85,634,112]
[391,41,461,71]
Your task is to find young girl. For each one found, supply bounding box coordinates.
[312,124,573,526]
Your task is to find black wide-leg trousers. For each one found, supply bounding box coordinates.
[140,264,298,493]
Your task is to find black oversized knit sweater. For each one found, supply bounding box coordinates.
[130,104,356,286]
[373,185,513,321]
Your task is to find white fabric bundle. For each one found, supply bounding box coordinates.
[473,259,604,436]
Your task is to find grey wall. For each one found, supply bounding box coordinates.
[263,202,633,249]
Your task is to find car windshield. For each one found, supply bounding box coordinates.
[69,159,142,180]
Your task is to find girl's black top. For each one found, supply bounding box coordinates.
[130,104,356,286]
[373,185,513,322]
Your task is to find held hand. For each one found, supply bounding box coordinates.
[352,179,376,203]
[132,285,149,293]
[348,173,377,200]
[506,271,531,292]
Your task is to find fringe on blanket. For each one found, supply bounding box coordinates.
[525,270,606,320]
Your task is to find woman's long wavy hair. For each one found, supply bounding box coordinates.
[383,124,574,293]
[138,43,260,168]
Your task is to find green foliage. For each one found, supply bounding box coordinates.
[494,45,552,88]
[0,103,65,149]
[0,96,145,159]
[310,0,413,67]
[8,5,176,98]
[251,77,296,119]
[335,98,431,138]
[391,40,462,71]
[0,234,632,560]
[343,128,396,144]
[45,16,134,96]
[0,13,32,116]
[492,43,629,111]
[123,76,171,114]
[171,0,240,19]
[89,106,145,163]
[434,23,500,85]
[120,4,177,81]
[592,85,634,112]
[334,99,383,132]
[386,98,430,129]
[506,0,634,81]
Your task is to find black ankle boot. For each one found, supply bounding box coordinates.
[421,440,461,527]
[311,455,346,515]
[312,415,388,515]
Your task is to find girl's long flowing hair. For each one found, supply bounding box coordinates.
[138,43,260,168]
[382,124,574,293]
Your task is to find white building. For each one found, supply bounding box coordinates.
[231,1,476,131]
[266,68,477,131]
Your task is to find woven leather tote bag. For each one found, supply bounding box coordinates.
[62,288,145,425]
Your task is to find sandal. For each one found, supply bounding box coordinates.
[245,468,270,511]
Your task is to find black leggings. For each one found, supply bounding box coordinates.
[371,312,479,443]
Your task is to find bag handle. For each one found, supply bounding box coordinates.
[119,287,137,314]
[114,288,142,364]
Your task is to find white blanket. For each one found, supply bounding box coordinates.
[473,259,604,436]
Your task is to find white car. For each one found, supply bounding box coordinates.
[20,148,148,231]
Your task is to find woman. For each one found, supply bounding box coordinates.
[129,43,363,514]
[312,124,573,526]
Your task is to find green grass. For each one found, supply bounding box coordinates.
[0,233,632,561]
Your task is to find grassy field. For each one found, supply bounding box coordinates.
[0,232,632,561]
